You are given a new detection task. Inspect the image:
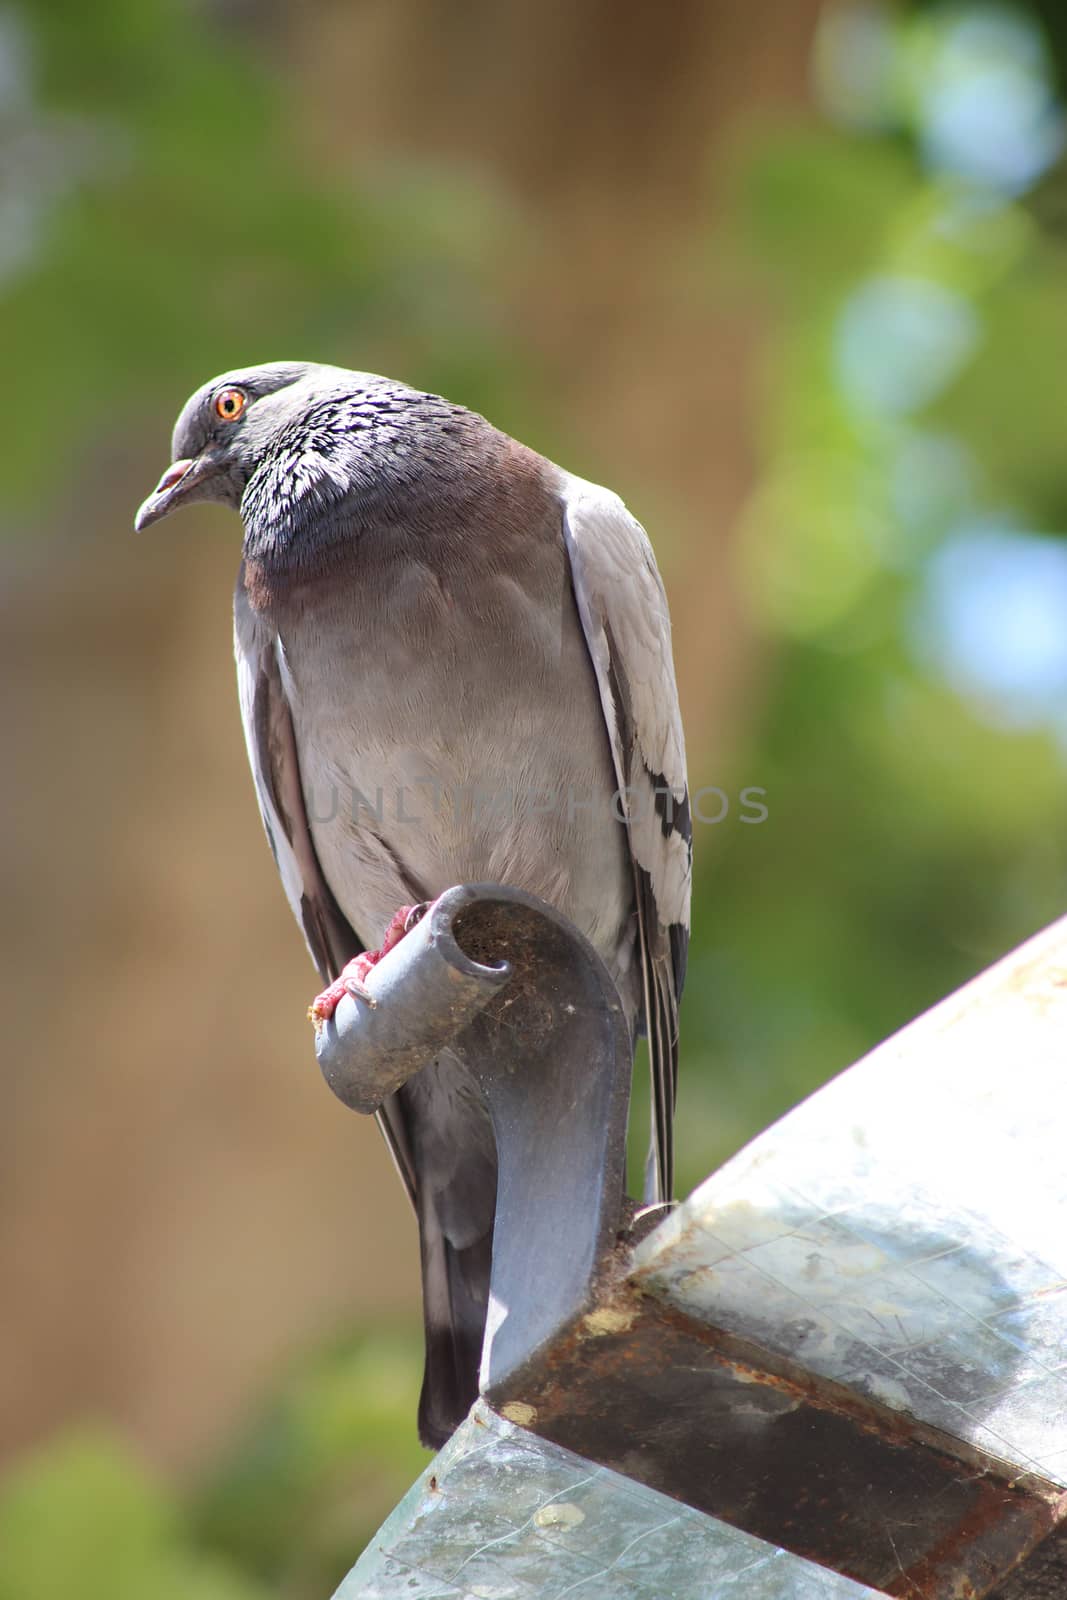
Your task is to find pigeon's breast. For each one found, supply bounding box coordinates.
[271,516,634,995]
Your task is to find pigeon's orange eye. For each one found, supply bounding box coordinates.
[215,387,247,422]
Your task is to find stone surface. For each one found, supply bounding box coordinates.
[632,915,1067,1485]
[340,1407,888,1599]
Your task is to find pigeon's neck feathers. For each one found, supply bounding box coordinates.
[239,384,560,608]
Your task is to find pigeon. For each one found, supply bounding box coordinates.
[135,363,691,1446]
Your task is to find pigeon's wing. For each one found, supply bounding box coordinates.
[234,569,493,1447]
[234,569,417,1206]
[561,477,692,1202]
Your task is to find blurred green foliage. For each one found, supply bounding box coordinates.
[680,0,1067,1183]
[2,0,534,511]
[5,0,1067,1591]
[190,1329,426,1595]
[0,1431,266,1600]
[0,1332,426,1600]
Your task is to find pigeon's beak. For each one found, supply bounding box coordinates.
[134,451,223,532]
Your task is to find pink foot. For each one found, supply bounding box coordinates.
[307,902,429,1026]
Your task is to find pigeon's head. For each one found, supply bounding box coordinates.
[133,361,361,532]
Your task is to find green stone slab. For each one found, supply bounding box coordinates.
[338,1406,888,1600]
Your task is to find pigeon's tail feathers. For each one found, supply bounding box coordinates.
[416,1199,493,1449]
[390,1051,498,1451]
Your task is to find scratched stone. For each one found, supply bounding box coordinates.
[989,1285,1067,1374]
[337,1410,888,1600]
[336,1552,474,1598]
[632,919,1067,1483]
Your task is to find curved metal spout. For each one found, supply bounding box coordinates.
[315,883,635,1390]
[313,886,513,1113]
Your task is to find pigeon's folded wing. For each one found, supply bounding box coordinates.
[561,477,692,1201]
[234,567,417,1205]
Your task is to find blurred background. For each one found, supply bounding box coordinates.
[3,0,1067,1593]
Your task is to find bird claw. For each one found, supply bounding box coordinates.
[309,952,379,1027]
[343,973,377,1008]
[307,902,432,1028]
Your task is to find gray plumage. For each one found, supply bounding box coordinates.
[136,362,691,1446]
